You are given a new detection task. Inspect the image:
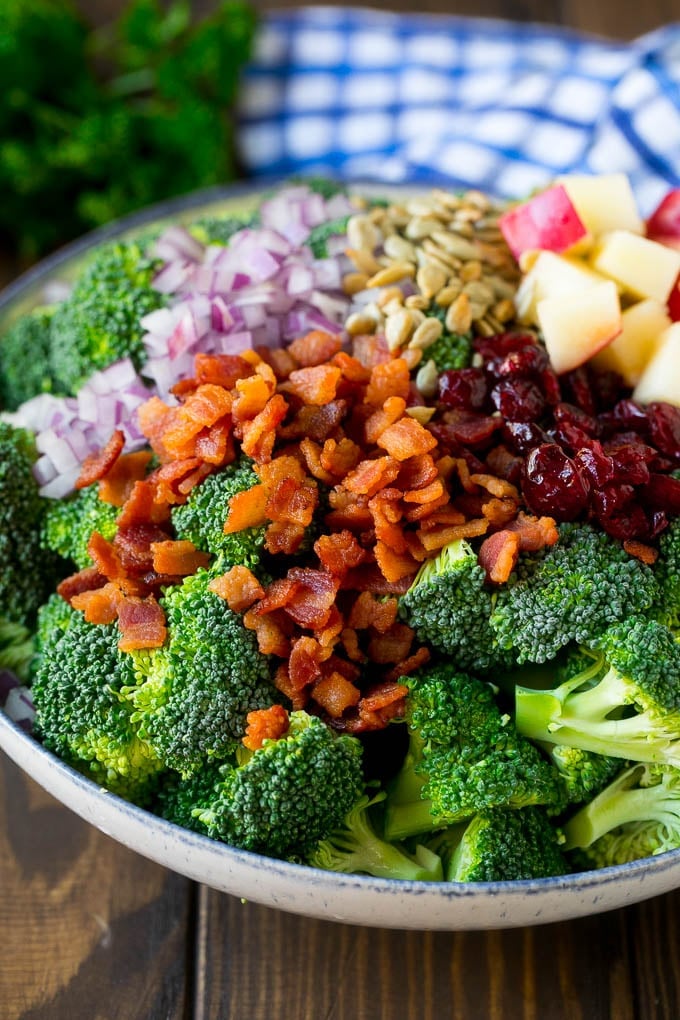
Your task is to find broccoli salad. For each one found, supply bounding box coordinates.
[2,175,680,884]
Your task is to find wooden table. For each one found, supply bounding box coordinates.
[2,2,679,1017]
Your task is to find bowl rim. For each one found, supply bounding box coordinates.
[2,179,680,926]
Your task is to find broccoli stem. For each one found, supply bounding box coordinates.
[383,796,442,843]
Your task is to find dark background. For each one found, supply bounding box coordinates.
[1,2,679,1018]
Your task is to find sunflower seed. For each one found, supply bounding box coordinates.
[346,214,380,252]
[445,292,472,334]
[416,359,439,398]
[409,317,443,351]
[405,405,436,424]
[365,262,416,288]
[342,272,370,296]
[385,308,415,350]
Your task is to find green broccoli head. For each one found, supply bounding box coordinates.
[196,711,365,858]
[42,483,119,569]
[31,604,163,802]
[155,756,226,834]
[446,807,567,882]
[564,763,680,868]
[171,456,266,570]
[307,791,443,881]
[306,215,351,259]
[384,663,561,842]
[516,617,680,766]
[425,328,473,373]
[653,517,680,631]
[125,567,274,776]
[491,522,660,664]
[0,423,58,625]
[0,618,35,682]
[399,539,511,673]
[48,241,166,394]
[547,743,625,808]
[0,308,64,410]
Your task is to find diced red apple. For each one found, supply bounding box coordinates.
[499,185,587,261]
[537,280,622,375]
[590,230,680,304]
[669,275,680,322]
[557,174,644,239]
[592,299,671,386]
[646,189,680,251]
[632,323,680,406]
[515,251,608,324]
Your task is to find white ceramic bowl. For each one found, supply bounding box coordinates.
[2,184,680,931]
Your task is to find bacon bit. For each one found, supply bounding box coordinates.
[418,505,467,529]
[257,454,306,487]
[115,479,169,529]
[224,483,268,533]
[240,394,288,462]
[265,477,318,527]
[284,568,340,630]
[114,522,172,576]
[383,646,431,683]
[194,353,252,389]
[360,680,409,713]
[98,451,153,507]
[87,531,126,582]
[324,505,374,532]
[367,622,414,664]
[314,530,366,575]
[340,628,364,662]
[288,330,342,367]
[351,333,391,369]
[319,437,362,478]
[377,417,437,461]
[57,566,107,605]
[75,429,125,490]
[312,673,361,718]
[341,563,415,595]
[364,396,407,444]
[369,493,407,553]
[478,529,522,584]
[257,345,298,381]
[289,636,327,690]
[209,565,265,612]
[365,358,411,406]
[402,489,451,523]
[150,458,210,506]
[232,373,274,422]
[151,540,210,577]
[343,456,401,497]
[374,541,419,583]
[264,521,307,555]
[403,478,445,505]
[299,438,335,484]
[193,420,235,467]
[347,591,398,633]
[279,400,347,443]
[451,457,476,493]
[242,704,290,751]
[283,364,342,406]
[117,596,167,651]
[137,397,178,462]
[623,539,659,565]
[243,607,291,657]
[396,454,439,492]
[71,582,124,625]
[505,512,559,551]
[273,664,309,711]
[254,577,300,615]
[316,605,344,650]
[469,473,520,501]
[419,518,489,551]
[332,351,372,383]
[481,497,519,528]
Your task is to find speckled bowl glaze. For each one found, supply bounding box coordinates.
[2,184,680,931]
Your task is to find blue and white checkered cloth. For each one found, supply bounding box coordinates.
[237,8,680,214]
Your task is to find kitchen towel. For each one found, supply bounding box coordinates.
[238,8,680,211]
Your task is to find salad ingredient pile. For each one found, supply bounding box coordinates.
[2,175,680,884]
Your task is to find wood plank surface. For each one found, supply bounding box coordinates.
[1,1,679,1018]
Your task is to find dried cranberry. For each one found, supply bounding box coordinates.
[642,473,680,515]
[495,345,549,378]
[503,421,551,454]
[575,443,615,486]
[591,484,635,518]
[551,422,595,452]
[473,332,537,362]
[601,399,649,436]
[491,379,546,421]
[438,368,488,411]
[540,367,562,406]
[436,410,503,448]
[522,443,590,520]
[589,368,629,412]
[561,366,597,416]
[645,402,680,460]
[595,503,650,541]
[553,402,600,437]
[607,444,651,486]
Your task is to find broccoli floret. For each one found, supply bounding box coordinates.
[308,791,443,881]
[31,605,163,801]
[0,423,58,625]
[383,664,561,842]
[445,807,567,882]
[42,483,119,569]
[515,617,680,766]
[653,517,680,631]
[425,327,473,373]
[0,308,64,410]
[49,241,166,394]
[399,539,510,673]
[156,757,226,834]
[0,618,35,682]
[564,763,680,868]
[195,711,365,857]
[307,216,351,259]
[125,567,274,776]
[547,743,625,807]
[171,457,266,570]
[33,592,74,654]
[490,522,660,664]
[189,214,254,246]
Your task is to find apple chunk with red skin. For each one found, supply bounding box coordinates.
[499,185,587,260]
[537,280,622,375]
[646,189,680,252]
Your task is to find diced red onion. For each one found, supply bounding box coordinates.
[4,685,36,731]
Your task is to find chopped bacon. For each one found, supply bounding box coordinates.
[284,568,340,630]
[265,477,317,527]
[365,358,411,406]
[75,429,125,489]
[283,364,342,405]
[314,530,366,575]
[505,512,559,552]
[364,396,407,444]
[478,529,522,584]
[319,437,361,478]
[242,705,290,751]
[57,566,107,605]
[209,566,265,612]
[243,607,291,657]
[383,646,431,683]
[288,330,342,367]
[377,417,438,461]
[367,622,414,664]
[374,541,419,583]
[312,672,361,718]
[360,680,409,713]
[114,522,173,576]
[194,353,252,389]
[289,636,327,690]
[343,456,401,497]
[98,450,153,507]
[116,479,171,529]
[70,582,124,625]
[623,539,659,564]
[232,373,274,422]
[264,521,307,555]
[240,394,288,462]
[117,596,167,651]
[224,483,268,533]
[347,592,398,634]
[151,540,210,577]
[87,531,126,582]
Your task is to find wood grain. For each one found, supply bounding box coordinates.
[0,753,193,1020]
